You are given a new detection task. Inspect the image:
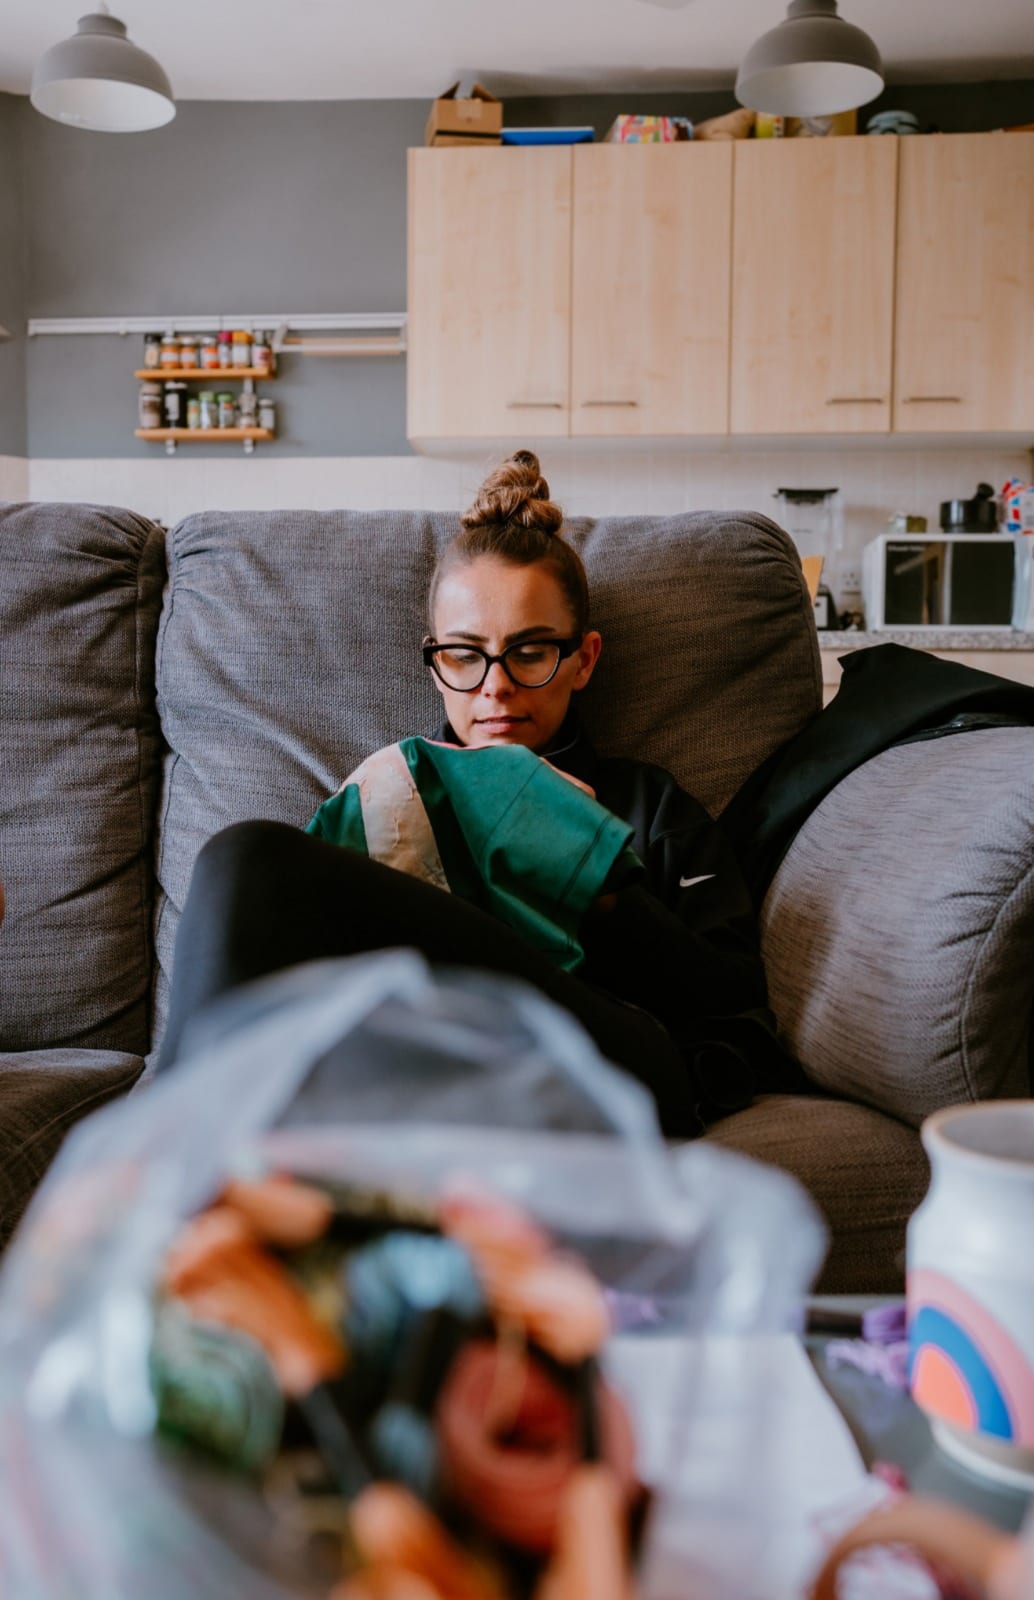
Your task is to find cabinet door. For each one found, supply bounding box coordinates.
[570,145,732,436]
[730,138,897,434]
[894,133,1034,433]
[407,148,572,441]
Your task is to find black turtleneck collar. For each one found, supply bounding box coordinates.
[432,708,598,789]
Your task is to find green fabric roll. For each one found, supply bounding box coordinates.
[306,738,641,971]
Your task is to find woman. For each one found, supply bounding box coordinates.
[158,452,799,1133]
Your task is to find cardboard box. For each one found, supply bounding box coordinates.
[426,81,502,147]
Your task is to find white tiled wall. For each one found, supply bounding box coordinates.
[0,455,29,501]
[24,442,1034,601]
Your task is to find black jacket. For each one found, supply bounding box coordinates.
[437,713,806,1125]
[721,643,1034,906]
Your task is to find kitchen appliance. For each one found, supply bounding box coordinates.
[940,480,999,534]
[774,487,843,630]
[863,533,1019,629]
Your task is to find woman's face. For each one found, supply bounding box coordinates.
[429,556,602,751]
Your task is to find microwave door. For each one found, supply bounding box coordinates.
[942,542,954,626]
[886,543,946,625]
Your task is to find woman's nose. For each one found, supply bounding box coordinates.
[481,660,515,696]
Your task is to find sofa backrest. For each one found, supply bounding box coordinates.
[152,508,821,1050]
[0,502,166,1054]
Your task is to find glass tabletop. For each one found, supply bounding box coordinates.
[806,1295,1032,1533]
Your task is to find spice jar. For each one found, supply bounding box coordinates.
[162,380,187,426]
[216,392,236,429]
[160,334,181,370]
[231,330,253,369]
[198,391,218,429]
[200,334,220,371]
[143,334,162,370]
[179,335,200,370]
[138,381,162,428]
[252,333,273,376]
[237,388,258,426]
[186,396,201,430]
[217,331,233,369]
[257,396,276,433]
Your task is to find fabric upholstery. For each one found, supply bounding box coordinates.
[0,502,166,1054]
[762,729,1034,1126]
[0,1048,144,1247]
[706,1093,930,1293]
[153,509,821,1047]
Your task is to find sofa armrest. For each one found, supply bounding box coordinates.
[760,728,1034,1127]
[0,1049,143,1248]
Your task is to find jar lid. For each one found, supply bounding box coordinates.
[145,332,162,340]
[215,391,234,400]
[200,333,218,342]
[140,381,162,393]
[232,329,252,339]
[198,390,216,399]
[217,330,232,340]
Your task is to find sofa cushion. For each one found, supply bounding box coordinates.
[153,509,820,1047]
[0,1048,144,1246]
[0,503,166,1054]
[705,1093,930,1294]
[760,729,1034,1127]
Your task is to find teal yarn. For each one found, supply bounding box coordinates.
[370,1401,438,1501]
[344,1231,483,1386]
[149,1301,284,1472]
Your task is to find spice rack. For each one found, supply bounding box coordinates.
[134,369,273,380]
[136,333,278,455]
[135,428,275,447]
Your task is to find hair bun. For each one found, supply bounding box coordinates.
[460,450,563,538]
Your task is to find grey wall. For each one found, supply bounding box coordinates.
[0,93,26,458]
[8,79,1034,460]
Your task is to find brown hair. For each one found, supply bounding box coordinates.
[428,451,590,634]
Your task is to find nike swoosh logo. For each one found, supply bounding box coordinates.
[679,874,715,889]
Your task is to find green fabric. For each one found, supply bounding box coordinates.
[305,778,367,849]
[306,738,641,971]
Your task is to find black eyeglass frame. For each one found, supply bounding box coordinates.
[422,636,582,692]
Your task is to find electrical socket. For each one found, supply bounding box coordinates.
[839,564,863,594]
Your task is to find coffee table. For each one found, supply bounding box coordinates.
[806,1296,1032,1535]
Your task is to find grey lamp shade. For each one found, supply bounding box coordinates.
[31,12,175,132]
[735,0,883,117]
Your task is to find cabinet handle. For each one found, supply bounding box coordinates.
[507,400,564,409]
[902,395,962,403]
[580,399,639,408]
[826,396,885,405]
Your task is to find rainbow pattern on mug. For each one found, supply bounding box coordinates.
[908,1269,1034,1446]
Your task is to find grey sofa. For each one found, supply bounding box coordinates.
[2,500,1032,1291]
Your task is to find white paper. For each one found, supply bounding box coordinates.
[606,1333,868,1600]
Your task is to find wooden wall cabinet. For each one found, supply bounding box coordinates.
[571,144,731,436]
[730,137,897,434]
[893,133,1034,433]
[407,133,1034,445]
[407,147,572,441]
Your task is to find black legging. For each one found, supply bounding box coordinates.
[158,821,700,1135]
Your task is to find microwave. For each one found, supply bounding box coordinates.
[863,534,1019,630]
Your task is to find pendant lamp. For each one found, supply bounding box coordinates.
[31,5,175,132]
[735,0,883,118]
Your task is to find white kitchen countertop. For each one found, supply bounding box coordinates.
[817,630,1034,650]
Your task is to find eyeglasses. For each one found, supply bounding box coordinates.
[422,636,581,692]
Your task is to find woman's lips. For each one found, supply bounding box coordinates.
[476,716,528,730]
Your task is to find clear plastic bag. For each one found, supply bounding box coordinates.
[0,952,826,1600]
